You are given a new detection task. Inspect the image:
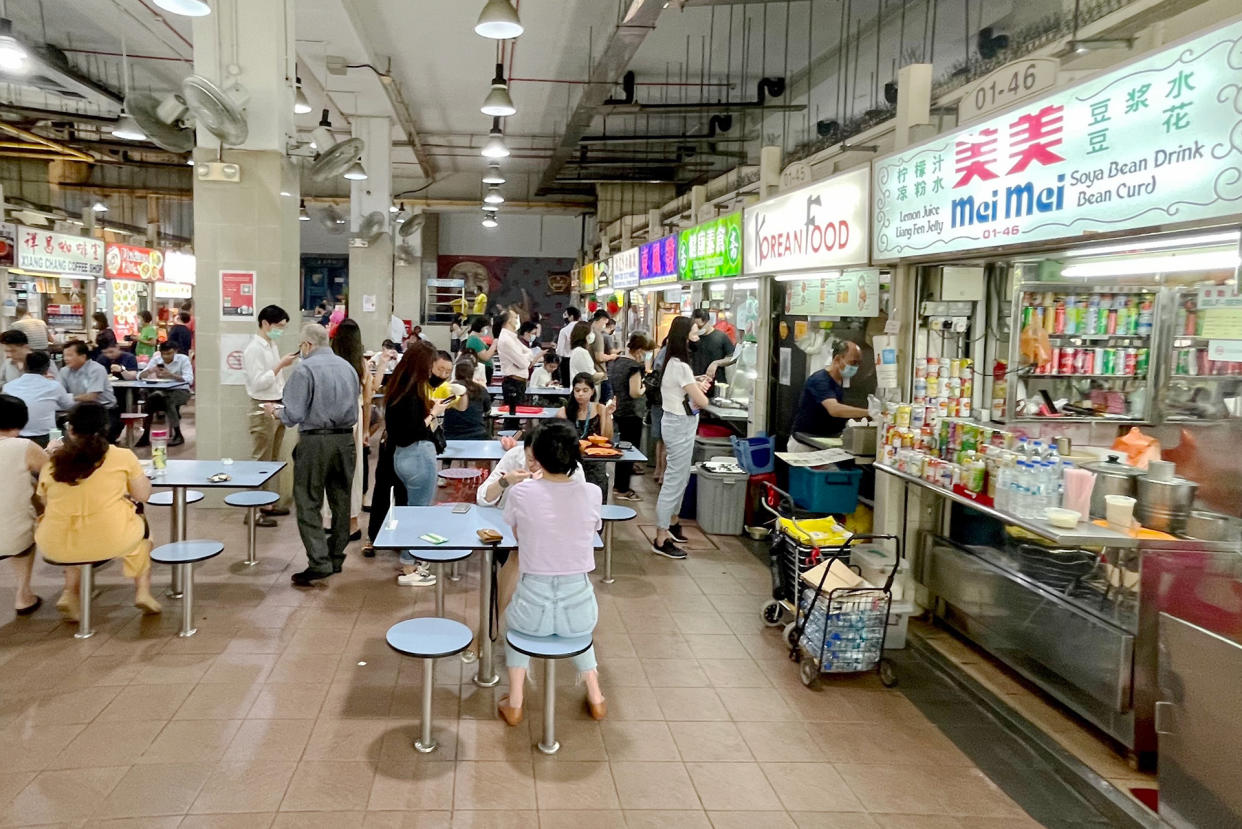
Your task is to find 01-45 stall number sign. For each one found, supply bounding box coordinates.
[873,14,1242,261]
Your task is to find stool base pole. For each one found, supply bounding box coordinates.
[74,565,94,639]
[603,522,615,584]
[245,508,258,566]
[449,560,462,582]
[166,488,186,599]
[537,658,559,755]
[177,562,197,637]
[434,563,445,617]
[473,546,500,687]
[413,657,437,753]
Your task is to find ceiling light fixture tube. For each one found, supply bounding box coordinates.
[299,199,311,221]
[483,187,504,205]
[474,0,523,39]
[111,113,146,141]
[343,159,368,181]
[1060,251,1241,278]
[152,0,212,16]
[0,19,29,73]
[294,77,312,114]
[481,117,509,158]
[482,164,506,185]
[480,63,516,116]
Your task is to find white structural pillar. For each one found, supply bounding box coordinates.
[348,116,395,346]
[191,0,301,488]
[759,145,782,199]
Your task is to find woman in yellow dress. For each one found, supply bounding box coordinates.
[36,403,161,621]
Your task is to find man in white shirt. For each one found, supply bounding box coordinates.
[555,306,581,387]
[495,309,535,428]
[243,305,296,523]
[11,304,50,352]
[139,341,194,446]
[4,351,73,446]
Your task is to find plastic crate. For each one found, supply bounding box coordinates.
[731,433,775,474]
[787,466,863,514]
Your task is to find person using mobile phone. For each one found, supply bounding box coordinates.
[242,305,295,525]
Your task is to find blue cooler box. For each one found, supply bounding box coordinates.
[787,466,863,514]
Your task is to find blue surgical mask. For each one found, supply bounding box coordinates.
[841,363,859,379]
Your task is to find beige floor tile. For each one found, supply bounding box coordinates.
[761,763,864,812]
[452,761,537,811]
[868,816,964,829]
[447,811,538,828]
[320,679,397,719]
[621,810,712,829]
[245,682,330,719]
[454,717,532,762]
[199,653,278,684]
[531,760,619,810]
[367,759,454,811]
[599,720,680,761]
[667,720,752,762]
[538,809,625,829]
[685,761,782,811]
[179,814,278,829]
[735,720,826,763]
[190,761,298,814]
[698,658,772,688]
[789,813,880,828]
[302,717,391,761]
[280,761,376,812]
[5,765,127,824]
[683,634,751,660]
[137,719,243,765]
[596,656,649,687]
[655,687,730,721]
[639,659,709,688]
[594,684,663,721]
[671,610,728,635]
[709,811,797,829]
[132,654,218,685]
[610,761,700,810]
[16,684,123,725]
[174,682,263,720]
[361,812,452,829]
[806,721,970,767]
[834,764,950,816]
[80,815,184,828]
[266,652,341,684]
[47,718,166,769]
[716,687,799,721]
[0,769,36,806]
[96,683,195,722]
[628,634,694,660]
[97,762,213,818]
[271,811,367,828]
[222,718,314,764]
[0,721,86,773]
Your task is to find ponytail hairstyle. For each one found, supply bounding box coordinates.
[51,403,111,484]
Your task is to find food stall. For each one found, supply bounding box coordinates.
[869,18,1242,768]
[102,242,164,343]
[11,226,104,348]
[606,246,639,340]
[636,233,680,344]
[157,249,196,322]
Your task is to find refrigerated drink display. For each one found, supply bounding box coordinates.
[1008,284,1158,422]
[1163,284,1242,422]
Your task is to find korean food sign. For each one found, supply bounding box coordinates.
[873,16,1242,260]
[16,227,103,277]
[744,168,870,274]
[639,234,678,285]
[678,213,742,281]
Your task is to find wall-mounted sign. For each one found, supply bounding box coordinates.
[579,262,596,294]
[105,243,165,281]
[639,234,678,285]
[784,269,881,317]
[220,270,256,320]
[594,258,610,291]
[873,15,1242,261]
[163,250,197,285]
[611,247,639,289]
[744,168,870,275]
[155,282,193,299]
[958,58,1060,124]
[0,222,15,267]
[16,227,103,277]
[678,213,742,281]
[780,161,813,192]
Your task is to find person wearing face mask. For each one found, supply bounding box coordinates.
[689,309,737,394]
[607,333,652,501]
[495,309,535,429]
[244,305,296,525]
[555,306,581,387]
[568,321,605,396]
[788,339,870,451]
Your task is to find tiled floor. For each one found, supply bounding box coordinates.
[0,421,1042,828]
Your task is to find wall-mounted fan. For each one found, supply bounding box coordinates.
[398,211,425,238]
[181,75,249,146]
[310,136,366,182]
[127,92,195,152]
[356,210,386,243]
[318,205,348,234]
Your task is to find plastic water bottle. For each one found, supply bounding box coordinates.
[150,413,168,472]
[1012,461,1029,517]
[1031,440,1046,461]
[995,463,1010,512]
[1016,437,1030,459]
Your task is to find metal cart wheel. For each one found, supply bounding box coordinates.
[799,657,820,688]
[878,658,898,688]
[782,621,799,648]
[761,600,784,627]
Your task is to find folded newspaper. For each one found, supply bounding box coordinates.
[775,448,855,467]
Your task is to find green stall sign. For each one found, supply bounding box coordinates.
[677,213,742,281]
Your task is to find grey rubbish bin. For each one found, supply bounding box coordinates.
[695,462,749,535]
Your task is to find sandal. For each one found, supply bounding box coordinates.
[497,694,524,726]
[15,596,42,616]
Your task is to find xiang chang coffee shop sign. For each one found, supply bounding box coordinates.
[873,15,1242,261]
[744,167,870,274]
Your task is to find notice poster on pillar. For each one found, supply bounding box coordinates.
[873,14,1242,260]
[219,333,251,386]
[220,270,256,321]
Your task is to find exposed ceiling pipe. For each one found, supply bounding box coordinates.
[579,113,743,145]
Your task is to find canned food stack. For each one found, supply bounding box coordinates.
[911,356,973,425]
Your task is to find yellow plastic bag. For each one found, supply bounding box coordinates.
[842,503,874,536]
[777,515,851,548]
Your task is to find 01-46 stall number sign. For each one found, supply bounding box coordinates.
[873,15,1242,261]
[678,213,742,281]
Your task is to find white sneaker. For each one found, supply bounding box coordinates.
[397,568,437,587]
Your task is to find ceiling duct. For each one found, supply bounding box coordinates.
[579,114,743,146]
[599,77,800,115]
[0,43,121,111]
[603,71,636,106]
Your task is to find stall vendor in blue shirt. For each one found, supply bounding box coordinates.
[788,340,870,452]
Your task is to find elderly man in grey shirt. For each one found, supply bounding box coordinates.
[59,339,122,442]
[279,323,359,585]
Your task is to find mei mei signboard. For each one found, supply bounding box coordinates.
[611,247,639,289]
[873,15,1242,261]
[16,227,103,277]
[105,243,165,281]
[639,234,678,285]
[678,213,742,281]
[744,168,870,274]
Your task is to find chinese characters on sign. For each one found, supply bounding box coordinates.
[639,234,679,285]
[105,243,165,281]
[783,269,880,317]
[872,16,1242,260]
[220,270,257,320]
[677,213,743,282]
[579,262,596,294]
[16,227,104,277]
[611,247,640,290]
[743,168,869,274]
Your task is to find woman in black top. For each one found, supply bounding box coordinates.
[607,333,652,501]
[557,371,614,499]
[443,357,491,440]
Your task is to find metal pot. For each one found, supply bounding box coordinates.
[1081,454,1144,519]
[1183,510,1242,543]
[1135,475,1198,534]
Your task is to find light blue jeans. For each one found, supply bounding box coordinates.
[505,573,598,673]
[656,410,698,529]
[394,440,437,564]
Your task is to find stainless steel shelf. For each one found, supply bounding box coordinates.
[1028,374,1147,380]
[1169,375,1240,381]
[876,464,1141,548]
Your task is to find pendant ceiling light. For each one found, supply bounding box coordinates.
[483,187,504,205]
[481,164,505,185]
[311,109,334,152]
[299,199,311,221]
[294,77,312,114]
[480,63,516,117]
[474,0,523,39]
[91,199,109,213]
[112,113,146,141]
[343,159,368,181]
[152,0,211,16]
[0,19,29,73]
[481,215,499,228]
[481,117,509,159]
